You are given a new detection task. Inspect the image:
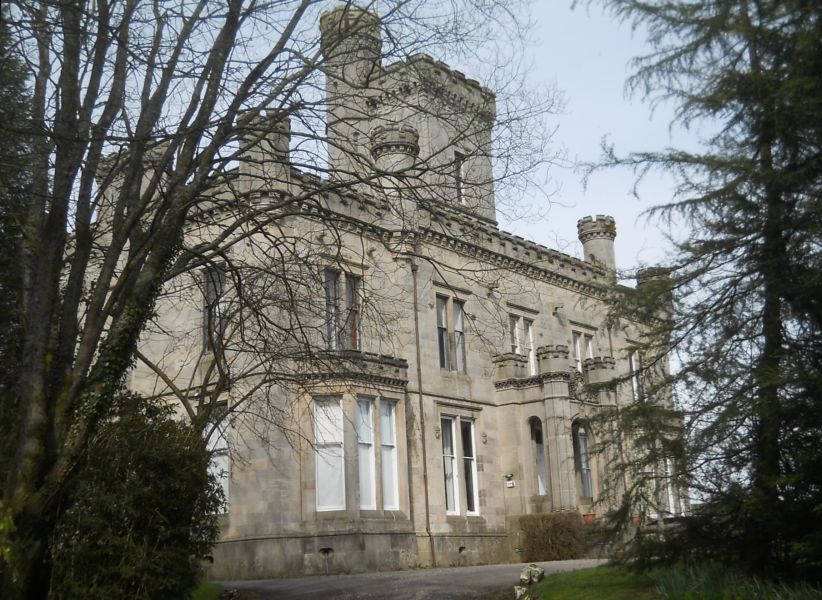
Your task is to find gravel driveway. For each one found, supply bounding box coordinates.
[217,558,606,599]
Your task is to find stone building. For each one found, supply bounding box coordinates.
[128,5,680,579]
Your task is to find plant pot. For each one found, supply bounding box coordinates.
[582,512,596,525]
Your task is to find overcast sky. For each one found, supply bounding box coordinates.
[497,2,697,276]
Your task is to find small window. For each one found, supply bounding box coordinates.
[454,151,466,204]
[572,331,594,373]
[529,417,548,496]
[453,301,466,373]
[203,265,227,351]
[324,269,363,351]
[436,295,468,373]
[572,422,593,498]
[510,315,537,375]
[436,296,450,370]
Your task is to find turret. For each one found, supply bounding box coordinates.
[238,113,291,198]
[577,215,616,273]
[320,6,383,182]
[370,124,420,230]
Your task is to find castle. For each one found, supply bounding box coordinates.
[128,6,682,578]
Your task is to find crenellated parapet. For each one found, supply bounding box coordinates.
[577,215,616,272]
[370,124,420,170]
[583,356,616,383]
[537,344,571,375]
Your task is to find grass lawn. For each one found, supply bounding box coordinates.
[487,565,659,600]
[191,581,223,600]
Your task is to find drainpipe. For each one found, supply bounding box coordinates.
[410,260,435,566]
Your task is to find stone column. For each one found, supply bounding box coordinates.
[537,345,577,511]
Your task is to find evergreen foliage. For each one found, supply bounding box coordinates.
[585,0,822,579]
[48,394,222,600]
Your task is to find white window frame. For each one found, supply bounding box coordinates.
[460,419,480,515]
[441,415,481,516]
[380,399,400,510]
[441,416,460,515]
[206,412,230,513]
[357,397,376,510]
[314,397,346,512]
[572,331,594,373]
[509,315,537,376]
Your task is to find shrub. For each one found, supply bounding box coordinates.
[48,394,223,600]
[520,512,586,562]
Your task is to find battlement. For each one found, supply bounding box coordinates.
[319,6,382,58]
[583,356,616,371]
[370,124,420,161]
[576,215,616,242]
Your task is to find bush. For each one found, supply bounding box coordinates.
[48,394,223,600]
[520,512,586,562]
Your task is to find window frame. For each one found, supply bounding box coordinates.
[324,269,363,351]
[202,265,228,352]
[461,419,480,515]
[314,397,346,512]
[356,397,377,510]
[380,399,400,511]
[454,151,466,204]
[436,294,468,373]
[509,314,537,376]
[441,416,460,515]
[572,422,594,499]
[572,330,594,373]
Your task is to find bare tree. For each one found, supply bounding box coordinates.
[0,0,559,596]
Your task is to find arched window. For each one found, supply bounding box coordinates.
[529,417,548,496]
[572,421,593,498]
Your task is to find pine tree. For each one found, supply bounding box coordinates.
[589,0,822,577]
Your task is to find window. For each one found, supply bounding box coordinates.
[628,350,642,401]
[436,295,467,373]
[203,265,227,351]
[572,422,593,498]
[441,415,480,515]
[441,417,458,514]
[380,400,399,510]
[207,408,230,513]
[436,296,450,370]
[453,300,466,373]
[344,273,361,350]
[572,331,594,373]
[324,269,362,350]
[454,151,466,204]
[315,398,345,511]
[529,417,548,496]
[357,398,376,510]
[461,420,479,514]
[509,315,537,375]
